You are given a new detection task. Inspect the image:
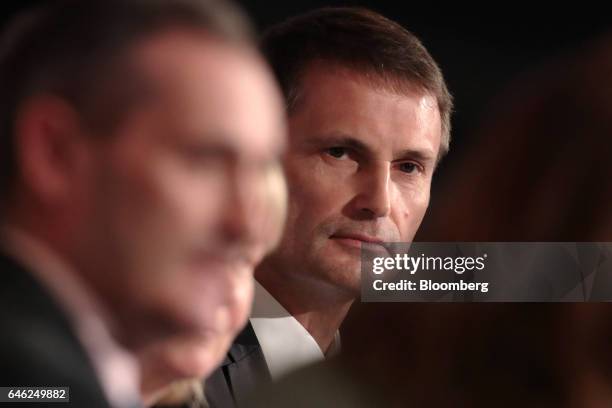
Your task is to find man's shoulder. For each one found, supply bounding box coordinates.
[0,252,75,345]
[0,253,110,407]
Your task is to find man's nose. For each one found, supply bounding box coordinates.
[220,165,279,252]
[220,168,258,245]
[350,162,391,219]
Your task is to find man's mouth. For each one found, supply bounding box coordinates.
[329,233,389,254]
[191,246,263,268]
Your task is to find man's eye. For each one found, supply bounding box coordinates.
[326,147,347,159]
[398,162,418,174]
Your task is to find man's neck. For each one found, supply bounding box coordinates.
[291,301,352,355]
[255,268,354,354]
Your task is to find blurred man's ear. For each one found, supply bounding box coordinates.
[14,95,91,206]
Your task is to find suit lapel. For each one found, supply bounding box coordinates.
[205,322,271,408]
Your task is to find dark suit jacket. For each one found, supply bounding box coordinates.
[0,252,112,408]
[204,322,271,408]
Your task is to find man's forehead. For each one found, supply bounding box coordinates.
[294,63,439,127]
[131,29,250,87]
[123,30,285,150]
[295,61,434,108]
[289,63,441,160]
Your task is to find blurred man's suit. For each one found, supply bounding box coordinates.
[0,252,110,407]
[0,228,141,408]
[205,281,340,408]
[205,323,269,408]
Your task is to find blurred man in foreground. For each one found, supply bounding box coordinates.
[206,7,452,407]
[0,0,285,407]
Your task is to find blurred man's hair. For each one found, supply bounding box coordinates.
[260,7,453,157]
[0,0,254,203]
[418,33,612,242]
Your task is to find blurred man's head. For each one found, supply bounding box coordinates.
[0,0,286,352]
[419,33,612,242]
[257,8,452,296]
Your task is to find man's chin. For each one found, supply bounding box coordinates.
[163,332,232,380]
[169,348,215,380]
[313,262,361,296]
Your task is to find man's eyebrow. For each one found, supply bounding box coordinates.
[301,132,437,165]
[301,133,374,155]
[394,148,436,165]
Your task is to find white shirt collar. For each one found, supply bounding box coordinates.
[249,280,340,380]
[1,226,141,408]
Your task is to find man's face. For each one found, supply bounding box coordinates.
[79,31,285,348]
[267,64,441,294]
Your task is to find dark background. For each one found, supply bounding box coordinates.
[238,1,610,179]
[1,1,610,193]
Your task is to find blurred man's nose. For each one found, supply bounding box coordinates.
[220,169,254,243]
[349,162,391,219]
[219,164,270,253]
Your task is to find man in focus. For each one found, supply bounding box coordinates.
[206,7,452,407]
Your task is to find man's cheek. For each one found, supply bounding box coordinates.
[155,185,219,243]
[302,170,349,204]
[291,192,334,231]
[405,206,429,240]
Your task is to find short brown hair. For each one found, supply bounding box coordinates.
[0,0,254,202]
[261,7,453,158]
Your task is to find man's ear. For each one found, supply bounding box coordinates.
[14,95,90,206]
